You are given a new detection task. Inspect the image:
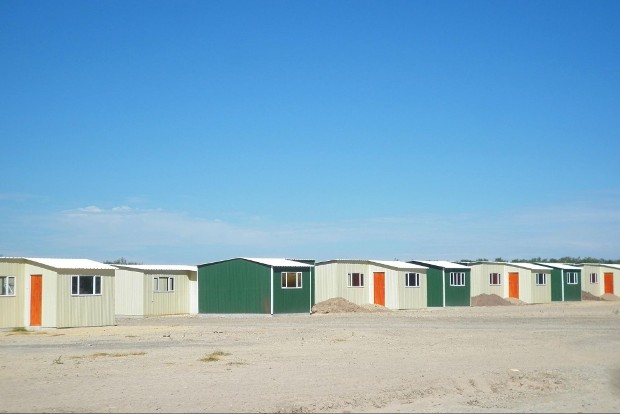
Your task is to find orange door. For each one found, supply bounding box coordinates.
[604,273,614,294]
[373,272,385,306]
[30,275,42,326]
[508,273,519,299]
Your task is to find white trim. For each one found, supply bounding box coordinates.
[561,270,565,301]
[270,268,274,315]
[442,269,446,308]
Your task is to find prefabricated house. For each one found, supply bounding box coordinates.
[407,260,471,307]
[467,261,552,304]
[314,260,429,310]
[535,263,582,301]
[579,263,620,297]
[113,264,198,316]
[0,257,116,329]
[198,258,314,314]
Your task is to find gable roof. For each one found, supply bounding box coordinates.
[409,260,470,269]
[535,262,581,270]
[0,257,116,270]
[315,259,427,270]
[113,264,197,272]
[199,257,312,268]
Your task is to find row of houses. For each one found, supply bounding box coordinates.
[1,257,618,329]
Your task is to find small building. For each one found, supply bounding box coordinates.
[198,258,314,314]
[535,263,582,301]
[314,260,429,310]
[0,257,116,329]
[579,263,619,297]
[466,261,552,304]
[407,260,471,307]
[113,264,198,316]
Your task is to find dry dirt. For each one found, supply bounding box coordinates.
[1,300,620,413]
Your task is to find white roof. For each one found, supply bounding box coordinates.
[0,257,116,270]
[242,258,312,267]
[506,262,552,271]
[409,260,470,269]
[370,260,428,270]
[114,264,197,272]
[536,262,581,270]
[579,263,620,270]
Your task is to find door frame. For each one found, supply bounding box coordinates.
[30,275,43,326]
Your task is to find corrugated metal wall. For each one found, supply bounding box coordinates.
[367,264,427,310]
[444,269,471,306]
[314,262,370,306]
[114,269,144,315]
[0,262,25,328]
[470,263,507,298]
[272,267,313,313]
[56,269,115,328]
[143,270,191,316]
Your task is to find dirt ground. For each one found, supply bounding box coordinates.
[1,301,619,413]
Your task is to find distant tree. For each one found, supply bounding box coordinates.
[494,257,505,262]
[104,257,142,265]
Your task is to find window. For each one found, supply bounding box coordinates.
[450,272,465,286]
[405,273,420,288]
[590,273,598,284]
[154,276,175,292]
[1,276,15,296]
[489,273,501,285]
[566,272,578,285]
[348,273,364,287]
[535,273,547,285]
[71,275,101,295]
[281,272,302,288]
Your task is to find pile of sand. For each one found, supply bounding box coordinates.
[311,297,389,314]
[471,294,514,307]
[582,291,603,301]
[601,293,620,301]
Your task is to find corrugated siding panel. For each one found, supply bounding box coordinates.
[144,271,191,316]
[115,269,144,316]
[189,272,198,314]
[527,269,551,304]
[581,265,604,296]
[444,269,471,306]
[426,268,444,307]
[470,264,507,297]
[564,269,582,301]
[314,263,370,305]
[56,270,115,328]
[272,267,312,313]
[0,262,25,328]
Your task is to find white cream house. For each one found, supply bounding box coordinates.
[579,263,619,297]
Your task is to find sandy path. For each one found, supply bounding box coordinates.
[1,301,619,413]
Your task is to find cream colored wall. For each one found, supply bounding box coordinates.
[470,264,507,297]
[581,265,620,297]
[188,271,198,314]
[367,265,427,310]
[314,262,370,305]
[519,268,551,304]
[0,262,25,328]
[143,271,191,316]
[114,269,145,316]
[55,270,115,328]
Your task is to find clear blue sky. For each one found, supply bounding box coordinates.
[1,0,619,264]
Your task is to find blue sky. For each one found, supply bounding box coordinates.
[1,0,619,264]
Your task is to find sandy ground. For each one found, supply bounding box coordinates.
[1,301,619,413]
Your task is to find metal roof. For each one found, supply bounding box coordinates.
[315,259,427,270]
[535,262,581,270]
[0,257,116,270]
[113,264,197,272]
[241,258,312,267]
[409,260,470,269]
[505,262,552,271]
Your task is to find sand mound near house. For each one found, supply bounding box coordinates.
[582,291,603,301]
[601,293,620,301]
[471,294,514,307]
[311,297,390,314]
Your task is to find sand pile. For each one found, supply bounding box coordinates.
[582,291,603,301]
[311,297,389,314]
[471,294,514,307]
[601,293,620,301]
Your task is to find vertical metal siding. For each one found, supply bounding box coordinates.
[272,267,312,313]
[188,271,198,314]
[144,271,191,316]
[444,268,471,306]
[115,269,144,316]
[0,262,25,328]
[56,270,115,328]
[314,263,370,306]
[470,264,506,298]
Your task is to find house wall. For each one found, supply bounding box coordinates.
[0,261,25,328]
[444,268,471,306]
[314,262,371,306]
[199,260,271,313]
[426,268,444,307]
[114,269,145,316]
[189,272,198,314]
[580,265,620,297]
[367,264,427,310]
[550,268,581,301]
[55,269,115,328]
[272,267,313,314]
[470,263,508,297]
[143,271,192,316]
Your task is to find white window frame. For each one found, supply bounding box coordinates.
[489,273,501,286]
[449,272,465,286]
[405,272,420,288]
[347,273,364,288]
[71,275,102,296]
[590,273,598,284]
[281,272,302,289]
[535,273,547,286]
[0,276,16,296]
[566,272,578,285]
[154,276,175,293]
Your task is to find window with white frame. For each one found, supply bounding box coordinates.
[535,273,547,285]
[1,276,16,296]
[489,273,501,285]
[405,273,420,287]
[71,275,101,295]
[281,272,302,288]
[348,273,364,287]
[154,276,175,292]
[590,273,598,284]
[450,272,465,286]
[566,272,578,285]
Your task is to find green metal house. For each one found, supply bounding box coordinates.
[198,258,314,314]
[407,260,471,307]
[535,263,581,301]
